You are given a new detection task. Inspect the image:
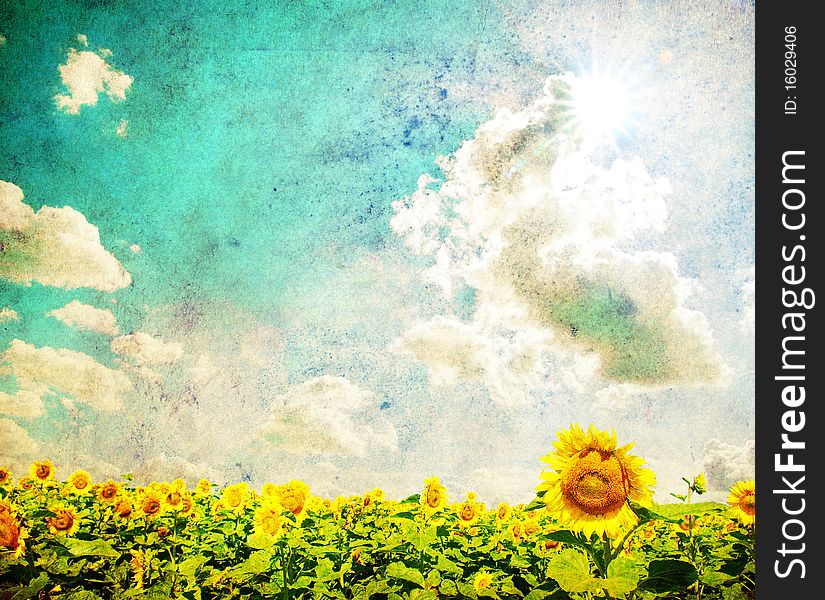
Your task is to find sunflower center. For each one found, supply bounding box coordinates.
[561,449,629,515]
[53,512,74,530]
[426,486,442,508]
[35,465,49,479]
[102,487,117,500]
[143,499,160,514]
[459,504,476,521]
[739,493,755,515]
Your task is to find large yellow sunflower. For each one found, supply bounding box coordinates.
[454,498,481,528]
[30,460,55,483]
[221,482,250,514]
[0,467,12,488]
[139,489,166,520]
[97,480,121,503]
[277,481,310,517]
[65,470,93,496]
[46,505,81,536]
[536,424,656,538]
[727,480,755,526]
[421,477,448,514]
[253,499,285,538]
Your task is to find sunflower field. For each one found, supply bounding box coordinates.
[0,425,755,599]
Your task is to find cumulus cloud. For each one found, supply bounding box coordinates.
[0,181,132,292]
[111,332,184,366]
[0,307,19,322]
[259,376,398,456]
[701,438,754,491]
[0,418,40,472]
[390,75,724,403]
[0,389,44,418]
[48,300,119,335]
[394,315,545,406]
[55,43,133,114]
[0,339,132,412]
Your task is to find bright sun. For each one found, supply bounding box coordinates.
[567,69,642,143]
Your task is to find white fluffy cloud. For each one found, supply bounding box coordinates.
[0,181,132,292]
[0,389,44,418]
[111,332,184,366]
[394,315,545,406]
[48,300,119,335]
[0,339,132,412]
[701,438,754,491]
[740,275,755,334]
[0,307,19,322]
[0,418,40,472]
[259,376,398,456]
[390,75,724,403]
[55,43,133,114]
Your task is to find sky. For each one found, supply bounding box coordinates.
[0,0,754,505]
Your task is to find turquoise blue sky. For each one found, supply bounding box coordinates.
[1,0,754,503]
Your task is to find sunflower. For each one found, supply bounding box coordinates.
[277,480,310,517]
[165,480,187,512]
[455,499,481,528]
[195,479,212,498]
[18,477,34,490]
[495,502,512,523]
[65,469,93,495]
[130,549,148,589]
[30,460,55,483]
[46,505,81,536]
[0,501,27,559]
[474,571,494,591]
[0,467,12,488]
[727,480,755,526]
[139,489,165,520]
[221,482,250,514]
[692,472,707,495]
[253,499,285,538]
[114,497,134,521]
[421,477,448,514]
[97,480,121,503]
[536,424,656,538]
[179,494,195,517]
[261,482,278,499]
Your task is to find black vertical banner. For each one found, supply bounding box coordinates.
[756,1,822,597]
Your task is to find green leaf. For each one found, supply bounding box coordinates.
[426,569,442,587]
[524,496,545,511]
[652,502,728,519]
[601,556,640,595]
[315,557,338,582]
[722,583,751,600]
[410,590,439,600]
[546,549,601,593]
[523,592,551,600]
[246,531,277,549]
[9,573,50,600]
[230,550,273,581]
[439,580,460,596]
[628,500,673,524]
[437,555,463,576]
[409,524,438,552]
[386,561,426,587]
[638,559,698,593]
[700,570,734,586]
[61,538,120,558]
[544,530,589,550]
[177,555,209,579]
